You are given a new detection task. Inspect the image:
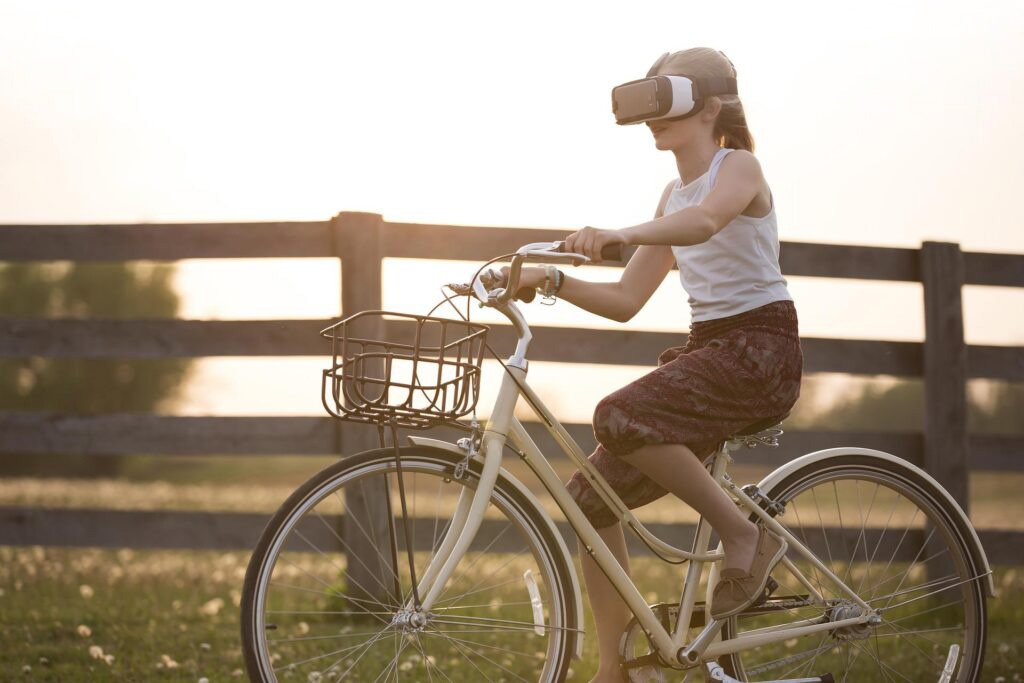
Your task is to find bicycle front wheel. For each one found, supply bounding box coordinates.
[240,445,578,682]
[721,453,988,682]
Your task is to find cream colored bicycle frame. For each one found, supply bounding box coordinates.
[408,245,877,668]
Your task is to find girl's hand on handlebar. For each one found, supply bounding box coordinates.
[498,266,547,298]
[563,227,628,264]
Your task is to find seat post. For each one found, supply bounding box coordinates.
[707,441,734,482]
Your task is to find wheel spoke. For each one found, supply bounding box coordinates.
[243,453,572,682]
[422,626,533,683]
[725,462,983,683]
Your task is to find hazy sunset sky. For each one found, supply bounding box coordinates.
[1,0,1021,417]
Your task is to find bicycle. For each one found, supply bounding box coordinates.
[240,240,994,682]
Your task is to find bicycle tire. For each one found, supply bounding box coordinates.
[719,453,988,682]
[240,445,578,682]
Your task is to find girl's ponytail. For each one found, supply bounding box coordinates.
[713,97,755,152]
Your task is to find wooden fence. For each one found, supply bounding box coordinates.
[1,212,1022,562]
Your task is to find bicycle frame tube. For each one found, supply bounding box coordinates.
[504,382,877,663]
[414,365,525,611]
[411,268,876,664]
[414,368,877,665]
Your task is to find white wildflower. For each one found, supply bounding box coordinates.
[79,584,94,599]
[76,624,92,638]
[199,597,225,616]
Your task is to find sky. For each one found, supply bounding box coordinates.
[1,0,1022,419]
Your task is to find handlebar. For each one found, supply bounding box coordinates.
[560,241,625,261]
[491,240,624,305]
[448,239,625,305]
[442,240,626,366]
[513,242,623,302]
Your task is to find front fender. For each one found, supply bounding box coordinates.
[407,435,586,659]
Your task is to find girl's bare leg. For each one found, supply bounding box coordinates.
[580,523,631,683]
[580,442,759,682]
[621,442,759,572]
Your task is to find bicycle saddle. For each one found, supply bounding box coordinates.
[733,411,790,437]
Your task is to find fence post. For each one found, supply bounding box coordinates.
[331,211,398,608]
[920,241,970,582]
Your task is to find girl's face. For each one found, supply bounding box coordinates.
[645,117,696,151]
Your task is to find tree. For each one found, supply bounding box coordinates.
[801,377,1023,436]
[968,381,1024,435]
[0,261,193,477]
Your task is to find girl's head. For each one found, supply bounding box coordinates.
[647,48,754,153]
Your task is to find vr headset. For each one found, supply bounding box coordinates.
[611,52,738,126]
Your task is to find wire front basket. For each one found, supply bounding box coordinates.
[320,311,488,430]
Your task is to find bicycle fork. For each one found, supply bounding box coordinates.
[405,365,526,612]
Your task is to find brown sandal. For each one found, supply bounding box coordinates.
[710,526,787,620]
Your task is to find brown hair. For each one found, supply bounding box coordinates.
[654,48,755,152]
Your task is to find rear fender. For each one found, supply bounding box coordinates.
[757,447,994,597]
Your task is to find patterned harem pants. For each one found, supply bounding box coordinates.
[565,300,804,529]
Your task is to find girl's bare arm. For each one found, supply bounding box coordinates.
[620,150,764,246]
[554,181,677,322]
[562,151,767,261]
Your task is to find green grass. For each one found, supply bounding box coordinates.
[2,547,1023,681]
[3,457,1024,680]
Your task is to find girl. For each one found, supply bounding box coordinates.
[509,47,803,682]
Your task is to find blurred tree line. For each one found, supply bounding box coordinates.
[786,377,1023,435]
[0,261,193,477]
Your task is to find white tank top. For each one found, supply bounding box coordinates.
[665,147,793,323]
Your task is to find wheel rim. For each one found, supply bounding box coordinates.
[245,455,571,682]
[726,466,985,683]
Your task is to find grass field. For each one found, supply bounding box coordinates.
[3,455,1024,681]
[2,545,1023,681]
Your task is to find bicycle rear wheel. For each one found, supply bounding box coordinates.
[721,453,988,682]
[240,446,578,682]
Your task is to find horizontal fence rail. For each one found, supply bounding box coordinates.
[2,412,1022,471]
[1,319,1020,379]
[2,220,1023,287]
[2,506,1020,566]
[1,212,1023,556]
